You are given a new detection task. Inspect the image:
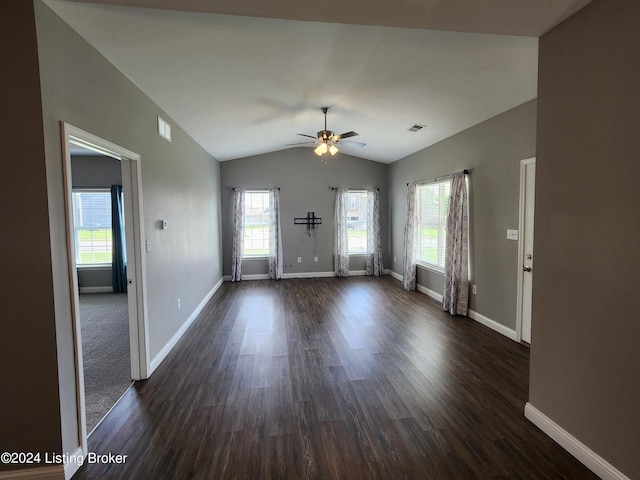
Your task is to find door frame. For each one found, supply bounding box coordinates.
[515,157,536,343]
[60,122,150,455]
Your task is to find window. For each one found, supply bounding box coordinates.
[416,180,451,269]
[347,190,368,254]
[244,191,270,257]
[72,190,112,266]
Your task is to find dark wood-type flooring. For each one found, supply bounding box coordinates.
[73,276,597,479]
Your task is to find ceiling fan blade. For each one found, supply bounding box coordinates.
[286,141,317,146]
[296,133,319,140]
[338,140,366,148]
[333,131,359,141]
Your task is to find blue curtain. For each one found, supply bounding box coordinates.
[111,185,127,293]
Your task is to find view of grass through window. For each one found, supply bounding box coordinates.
[244,191,270,257]
[72,190,113,265]
[347,191,368,254]
[417,180,450,268]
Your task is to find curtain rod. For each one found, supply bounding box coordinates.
[329,187,379,191]
[407,169,468,186]
[232,187,280,191]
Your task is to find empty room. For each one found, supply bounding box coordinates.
[1,1,638,479]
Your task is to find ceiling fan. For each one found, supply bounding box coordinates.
[287,107,366,157]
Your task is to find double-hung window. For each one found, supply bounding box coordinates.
[416,180,450,270]
[72,190,113,266]
[243,190,270,257]
[347,190,368,254]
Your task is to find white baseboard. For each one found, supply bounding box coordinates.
[467,308,517,341]
[223,270,373,281]
[0,466,64,480]
[78,286,112,294]
[282,271,334,279]
[388,270,403,282]
[224,273,270,281]
[524,403,629,480]
[149,277,224,374]
[417,284,443,303]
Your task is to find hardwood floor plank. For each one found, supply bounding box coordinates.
[72,276,598,479]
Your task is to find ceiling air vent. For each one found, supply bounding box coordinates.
[408,124,426,132]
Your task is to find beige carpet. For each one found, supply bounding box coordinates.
[79,292,132,433]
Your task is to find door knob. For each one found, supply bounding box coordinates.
[523,266,532,272]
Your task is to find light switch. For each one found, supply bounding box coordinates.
[506,229,519,241]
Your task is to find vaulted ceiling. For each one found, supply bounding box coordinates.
[46,0,591,162]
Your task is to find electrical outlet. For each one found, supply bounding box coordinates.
[177,298,181,310]
[145,240,151,252]
[297,257,302,263]
[393,256,397,263]
[314,256,318,263]
[472,284,477,295]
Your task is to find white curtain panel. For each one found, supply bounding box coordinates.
[334,188,350,277]
[366,188,383,276]
[231,188,245,282]
[268,187,283,280]
[442,171,469,315]
[403,182,418,290]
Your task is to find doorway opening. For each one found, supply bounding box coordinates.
[61,123,150,454]
[70,157,132,433]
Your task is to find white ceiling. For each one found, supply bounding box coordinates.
[44,0,591,163]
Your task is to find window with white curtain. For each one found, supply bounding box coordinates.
[347,190,368,254]
[416,180,451,270]
[243,190,270,257]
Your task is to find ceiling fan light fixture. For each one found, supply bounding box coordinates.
[299,107,358,159]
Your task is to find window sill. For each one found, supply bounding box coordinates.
[416,261,444,275]
[348,253,367,256]
[243,256,269,260]
[77,264,111,270]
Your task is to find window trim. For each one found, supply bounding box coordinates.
[346,189,368,255]
[243,190,270,259]
[415,179,450,270]
[416,260,445,275]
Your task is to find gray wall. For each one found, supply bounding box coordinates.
[389,100,537,329]
[72,154,122,289]
[531,0,640,477]
[71,154,122,188]
[0,0,62,470]
[220,149,388,276]
[34,0,223,457]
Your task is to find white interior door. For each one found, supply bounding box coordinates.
[520,160,536,344]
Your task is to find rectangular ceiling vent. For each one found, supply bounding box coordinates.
[407,124,426,133]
